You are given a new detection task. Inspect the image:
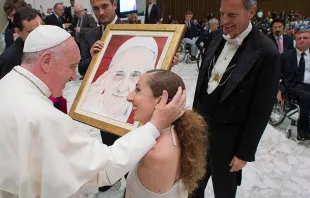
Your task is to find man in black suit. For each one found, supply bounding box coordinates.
[182,11,199,61]
[0,8,42,79]
[269,18,294,53]
[73,4,97,51]
[145,0,160,24]
[79,0,122,192]
[195,18,219,60]
[190,0,280,197]
[64,0,75,23]
[278,29,310,141]
[45,3,71,29]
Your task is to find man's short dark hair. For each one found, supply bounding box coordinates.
[3,0,28,16]
[13,7,40,31]
[185,11,193,15]
[270,18,285,28]
[53,3,62,10]
[242,0,257,11]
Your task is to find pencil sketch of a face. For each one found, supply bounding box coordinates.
[80,37,158,123]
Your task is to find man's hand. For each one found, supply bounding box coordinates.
[13,33,19,41]
[64,23,72,29]
[229,156,247,172]
[90,40,104,57]
[277,91,284,104]
[75,27,81,33]
[172,53,179,66]
[150,86,186,132]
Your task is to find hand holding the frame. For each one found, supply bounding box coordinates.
[150,87,186,132]
[91,40,104,57]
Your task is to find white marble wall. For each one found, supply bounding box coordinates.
[63,62,310,198]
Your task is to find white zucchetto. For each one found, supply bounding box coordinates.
[23,25,71,53]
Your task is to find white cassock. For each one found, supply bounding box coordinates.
[0,66,158,198]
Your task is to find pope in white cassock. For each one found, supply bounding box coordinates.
[0,25,185,198]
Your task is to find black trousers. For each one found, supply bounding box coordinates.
[289,84,310,136]
[189,125,241,198]
[100,130,120,146]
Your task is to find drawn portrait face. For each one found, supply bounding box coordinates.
[81,37,159,123]
[100,46,157,119]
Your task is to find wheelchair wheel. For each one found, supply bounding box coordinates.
[178,43,187,62]
[269,100,287,127]
[197,53,203,70]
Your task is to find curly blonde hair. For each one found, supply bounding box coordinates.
[146,69,208,194]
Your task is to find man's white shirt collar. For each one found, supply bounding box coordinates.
[296,48,309,56]
[222,22,252,46]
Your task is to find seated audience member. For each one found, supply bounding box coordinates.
[182,11,199,61]
[278,29,310,141]
[125,70,208,197]
[195,18,219,58]
[269,18,294,53]
[128,13,139,24]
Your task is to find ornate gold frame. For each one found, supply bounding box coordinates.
[69,24,186,136]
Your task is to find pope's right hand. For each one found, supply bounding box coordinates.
[150,86,186,132]
[90,40,104,57]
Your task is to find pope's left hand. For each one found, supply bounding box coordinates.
[172,53,179,66]
[229,156,247,172]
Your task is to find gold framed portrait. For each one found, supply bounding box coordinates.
[69,24,186,136]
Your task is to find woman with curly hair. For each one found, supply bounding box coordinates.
[125,70,208,197]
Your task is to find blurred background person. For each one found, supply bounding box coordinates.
[73,4,97,51]
[3,0,28,49]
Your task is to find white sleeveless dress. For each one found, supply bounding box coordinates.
[125,126,188,198]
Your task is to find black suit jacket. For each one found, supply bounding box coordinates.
[184,22,198,39]
[0,38,24,79]
[269,34,294,53]
[195,29,215,51]
[64,6,74,23]
[78,18,121,76]
[45,13,64,28]
[279,49,302,96]
[4,21,15,49]
[145,3,160,24]
[194,27,280,162]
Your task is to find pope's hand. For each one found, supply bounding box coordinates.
[90,40,104,57]
[150,86,186,132]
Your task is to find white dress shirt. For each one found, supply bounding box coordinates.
[208,22,253,94]
[296,48,310,84]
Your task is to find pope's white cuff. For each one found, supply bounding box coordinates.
[144,122,160,139]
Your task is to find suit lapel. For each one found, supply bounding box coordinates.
[283,35,288,52]
[196,31,223,96]
[220,29,261,103]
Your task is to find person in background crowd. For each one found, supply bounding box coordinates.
[3,0,28,49]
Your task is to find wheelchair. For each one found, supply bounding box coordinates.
[269,97,300,139]
[177,42,202,70]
